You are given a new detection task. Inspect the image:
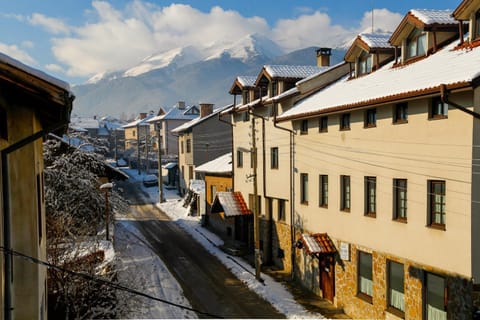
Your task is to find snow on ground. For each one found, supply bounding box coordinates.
[118,168,325,319]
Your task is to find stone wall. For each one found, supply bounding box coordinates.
[294,238,474,319]
[260,219,292,272]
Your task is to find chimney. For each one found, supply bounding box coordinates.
[139,112,147,119]
[316,47,332,67]
[199,103,214,118]
[177,101,186,110]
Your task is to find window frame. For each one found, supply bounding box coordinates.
[340,113,351,131]
[387,260,405,317]
[430,97,448,120]
[300,119,309,134]
[271,147,279,169]
[406,28,427,59]
[319,175,328,208]
[428,180,446,230]
[365,176,376,217]
[186,138,191,153]
[340,175,351,212]
[424,272,447,320]
[236,150,243,168]
[300,173,309,205]
[393,103,408,124]
[319,116,328,133]
[364,108,377,128]
[357,251,373,303]
[476,9,480,40]
[393,179,408,222]
[358,51,372,76]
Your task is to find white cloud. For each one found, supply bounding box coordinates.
[21,40,34,49]
[358,9,403,33]
[45,63,65,73]
[28,13,71,35]
[0,42,37,65]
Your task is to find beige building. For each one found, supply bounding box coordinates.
[0,53,74,318]
[225,57,348,271]
[277,3,480,319]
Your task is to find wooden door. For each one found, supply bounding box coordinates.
[320,254,335,302]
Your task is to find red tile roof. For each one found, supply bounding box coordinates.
[301,233,336,255]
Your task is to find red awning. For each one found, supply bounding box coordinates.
[301,233,336,255]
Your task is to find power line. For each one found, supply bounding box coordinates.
[0,247,223,319]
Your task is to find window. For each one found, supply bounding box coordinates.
[358,51,372,76]
[300,173,309,205]
[387,261,405,316]
[132,129,136,137]
[319,175,328,207]
[211,185,217,203]
[188,165,193,181]
[278,199,286,221]
[181,141,184,154]
[364,109,376,128]
[428,180,446,229]
[300,119,308,134]
[271,147,279,169]
[365,177,376,216]
[243,111,250,122]
[319,116,328,133]
[358,251,373,303]
[186,139,191,153]
[340,113,350,130]
[0,106,7,140]
[266,197,272,218]
[407,29,427,59]
[393,103,408,124]
[425,273,447,320]
[237,150,243,168]
[340,175,351,211]
[430,97,448,119]
[393,179,407,221]
[476,10,480,40]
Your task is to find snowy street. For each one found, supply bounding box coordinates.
[113,171,287,318]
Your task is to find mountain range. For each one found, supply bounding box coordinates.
[71,34,347,118]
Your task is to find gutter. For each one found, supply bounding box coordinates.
[2,120,69,319]
[440,84,480,119]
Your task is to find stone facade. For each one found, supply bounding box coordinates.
[294,238,476,319]
[260,219,292,272]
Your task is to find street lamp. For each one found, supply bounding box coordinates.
[100,182,113,241]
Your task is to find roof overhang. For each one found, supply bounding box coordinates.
[453,0,480,20]
[211,192,252,218]
[300,233,336,255]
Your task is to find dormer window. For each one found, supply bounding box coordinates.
[475,10,480,40]
[407,29,427,59]
[358,51,372,76]
[243,90,250,104]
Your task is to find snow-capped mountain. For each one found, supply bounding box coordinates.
[72,34,346,117]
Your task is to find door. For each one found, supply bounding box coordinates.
[320,254,335,302]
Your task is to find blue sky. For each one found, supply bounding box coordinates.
[0,0,462,84]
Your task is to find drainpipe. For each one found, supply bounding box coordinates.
[2,121,69,320]
[440,84,480,119]
[272,101,297,280]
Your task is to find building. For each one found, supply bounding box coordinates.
[147,101,200,157]
[276,3,480,318]
[172,103,232,194]
[0,52,74,319]
[223,51,350,272]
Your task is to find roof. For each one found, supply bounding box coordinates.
[237,76,257,87]
[453,0,477,20]
[359,32,393,48]
[278,40,480,121]
[195,152,232,174]
[211,192,251,217]
[263,65,326,79]
[301,233,336,255]
[70,117,100,130]
[410,9,456,25]
[163,162,178,169]
[189,179,205,194]
[171,105,232,133]
[122,113,155,128]
[152,105,200,121]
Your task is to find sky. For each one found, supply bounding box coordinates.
[0,0,462,85]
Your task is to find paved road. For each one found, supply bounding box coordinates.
[116,179,285,319]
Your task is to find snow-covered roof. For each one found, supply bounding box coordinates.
[171,105,231,133]
[237,76,257,87]
[122,114,155,128]
[195,152,232,174]
[189,179,205,194]
[0,52,70,90]
[410,9,455,25]
[211,192,251,217]
[278,40,480,121]
[148,105,200,122]
[264,65,327,79]
[359,32,392,48]
[70,117,100,129]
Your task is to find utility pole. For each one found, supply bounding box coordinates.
[251,115,261,281]
[145,127,150,173]
[137,123,140,175]
[157,123,164,202]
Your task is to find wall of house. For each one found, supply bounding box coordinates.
[472,86,480,285]
[163,119,187,156]
[3,103,47,319]
[192,116,232,169]
[293,91,475,317]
